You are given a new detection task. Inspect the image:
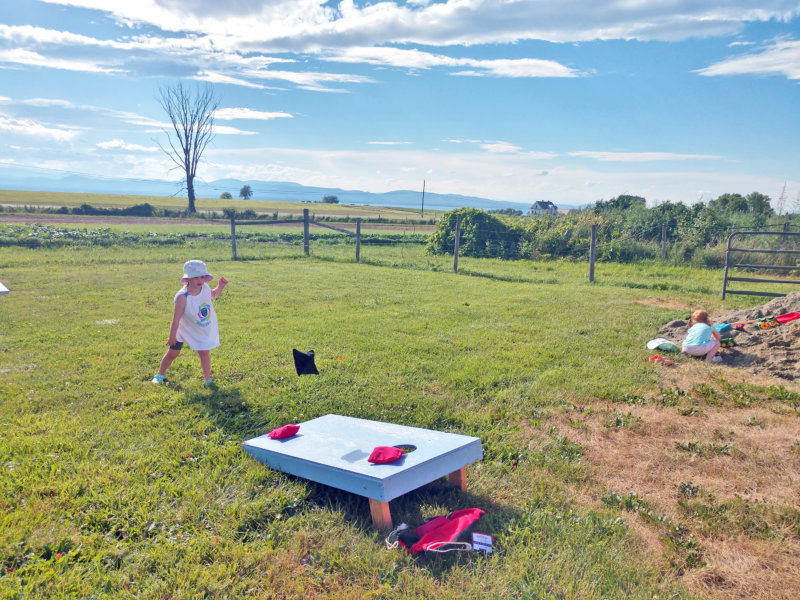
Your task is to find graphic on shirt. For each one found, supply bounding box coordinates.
[196,303,212,326]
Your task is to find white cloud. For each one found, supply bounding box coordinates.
[239,68,374,91]
[453,58,577,78]
[36,0,800,48]
[215,107,293,120]
[697,39,800,79]
[480,141,523,153]
[0,23,370,92]
[14,2,796,92]
[446,139,557,158]
[212,124,259,135]
[322,46,454,69]
[12,97,171,131]
[568,151,722,162]
[0,115,80,141]
[0,48,118,73]
[323,47,578,77]
[6,96,255,138]
[0,23,116,47]
[22,98,79,108]
[194,71,267,89]
[96,139,158,152]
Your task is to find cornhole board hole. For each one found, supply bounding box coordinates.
[242,414,483,529]
[0,281,8,294]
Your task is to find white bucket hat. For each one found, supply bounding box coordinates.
[181,260,213,284]
[646,337,678,351]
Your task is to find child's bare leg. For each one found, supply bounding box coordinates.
[198,350,212,381]
[704,340,721,361]
[158,348,181,375]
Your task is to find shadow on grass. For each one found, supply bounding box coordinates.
[459,268,563,284]
[303,475,519,576]
[185,385,270,439]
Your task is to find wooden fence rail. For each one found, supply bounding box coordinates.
[230,209,361,261]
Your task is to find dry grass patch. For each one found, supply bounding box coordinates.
[658,360,800,394]
[634,298,692,311]
[683,536,800,600]
[542,370,800,600]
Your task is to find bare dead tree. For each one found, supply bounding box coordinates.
[157,82,219,213]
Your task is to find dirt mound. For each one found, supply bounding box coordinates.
[659,291,800,381]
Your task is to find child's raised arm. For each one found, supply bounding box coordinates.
[211,276,228,300]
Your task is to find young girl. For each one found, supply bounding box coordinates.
[152,260,228,385]
[681,309,722,363]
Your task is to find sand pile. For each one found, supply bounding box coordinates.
[658,291,800,381]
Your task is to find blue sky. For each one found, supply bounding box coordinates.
[1,1,799,208]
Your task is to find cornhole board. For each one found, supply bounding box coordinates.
[0,281,8,294]
[242,414,483,529]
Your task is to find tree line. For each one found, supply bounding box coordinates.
[427,192,796,267]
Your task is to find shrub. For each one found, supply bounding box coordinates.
[426,208,523,259]
[120,203,155,217]
[599,239,657,263]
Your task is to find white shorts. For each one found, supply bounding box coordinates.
[682,340,717,356]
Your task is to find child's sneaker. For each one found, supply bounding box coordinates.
[710,356,723,364]
[204,379,216,388]
[152,374,165,384]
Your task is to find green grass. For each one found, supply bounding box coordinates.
[2,231,786,599]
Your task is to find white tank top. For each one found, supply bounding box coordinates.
[175,283,220,351]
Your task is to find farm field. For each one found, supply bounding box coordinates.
[0,190,443,221]
[1,224,799,599]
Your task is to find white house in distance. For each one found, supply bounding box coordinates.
[528,201,558,217]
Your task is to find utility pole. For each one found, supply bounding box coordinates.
[421,180,425,218]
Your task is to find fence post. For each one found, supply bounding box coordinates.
[453,215,462,273]
[783,221,790,246]
[661,224,667,259]
[303,209,310,256]
[355,218,361,263]
[588,224,597,282]
[230,214,237,260]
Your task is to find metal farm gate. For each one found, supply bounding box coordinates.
[722,230,800,299]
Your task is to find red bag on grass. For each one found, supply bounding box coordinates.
[394,508,485,554]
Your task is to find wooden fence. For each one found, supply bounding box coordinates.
[230,208,361,261]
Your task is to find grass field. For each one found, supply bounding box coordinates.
[0,189,443,220]
[1,222,799,599]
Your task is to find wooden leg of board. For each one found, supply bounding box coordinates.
[448,466,467,491]
[369,499,392,529]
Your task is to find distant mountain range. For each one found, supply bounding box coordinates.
[0,170,573,213]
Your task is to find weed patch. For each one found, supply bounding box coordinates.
[601,492,704,572]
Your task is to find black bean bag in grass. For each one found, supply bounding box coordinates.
[292,349,319,375]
